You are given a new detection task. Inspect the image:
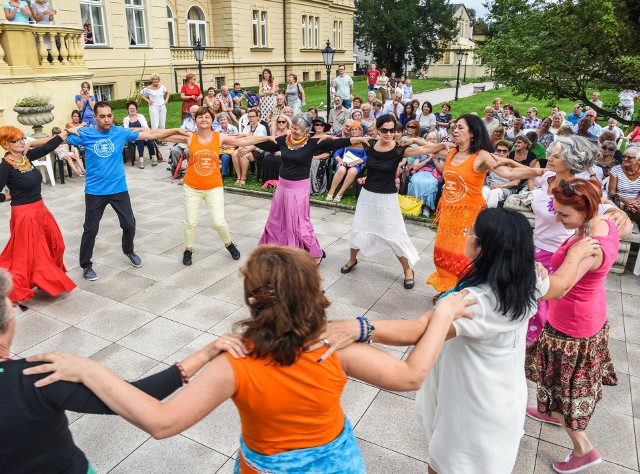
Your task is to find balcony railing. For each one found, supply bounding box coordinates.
[170,46,232,64]
[0,23,86,72]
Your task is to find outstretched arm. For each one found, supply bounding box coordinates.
[137,128,189,141]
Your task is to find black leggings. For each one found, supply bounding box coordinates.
[136,139,156,159]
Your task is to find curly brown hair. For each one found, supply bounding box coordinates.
[237,245,330,366]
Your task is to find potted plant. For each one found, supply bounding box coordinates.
[13,96,55,137]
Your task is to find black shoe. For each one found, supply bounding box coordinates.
[183,249,193,266]
[126,252,142,268]
[340,259,358,274]
[83,267,98,281]
[404,269,415,289]
[317,250,326,266]
[226,243,241,260]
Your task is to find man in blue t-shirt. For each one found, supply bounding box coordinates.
[66,101,187,281]
[230,82,245,108]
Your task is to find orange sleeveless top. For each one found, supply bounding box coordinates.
[184,132,223,190]
[439,149,485,207]
[224,348,347,457]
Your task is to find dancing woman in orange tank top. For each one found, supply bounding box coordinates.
[26,245,476,473]
[425,115,547,295]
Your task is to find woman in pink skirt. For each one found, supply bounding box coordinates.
[256,114,370,263]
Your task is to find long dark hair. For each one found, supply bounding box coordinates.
[457,114,495,153]
[456,208,537,321]
[375,113,397,129]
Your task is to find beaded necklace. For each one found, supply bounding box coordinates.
[3,152,34,173]
[285,134,309,150]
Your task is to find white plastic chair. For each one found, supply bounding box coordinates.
[31,153,56,187]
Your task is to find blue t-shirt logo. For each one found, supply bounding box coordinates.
[94,139,115,158]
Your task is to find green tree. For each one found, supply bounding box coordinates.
[354,0,458,74]
[479,0,640,124]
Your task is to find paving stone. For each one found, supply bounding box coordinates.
[76,303,155,342]
[121,281,195,316]
[118,317,202,361]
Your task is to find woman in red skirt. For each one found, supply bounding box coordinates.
[0,126,77,304]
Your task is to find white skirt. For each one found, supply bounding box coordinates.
[347,188,420,267]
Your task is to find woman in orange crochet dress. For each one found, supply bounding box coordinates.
[426,114,547,296]
[0,126,77,304]
[25,245,475,474]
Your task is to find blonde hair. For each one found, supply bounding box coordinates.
[150,73,160,81]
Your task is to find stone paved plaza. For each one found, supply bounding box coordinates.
[7,156,640,473]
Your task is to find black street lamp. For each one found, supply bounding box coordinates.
[193,39,205,99]
[463,51,469,82]
[321,39,335,119]
[454,48,463,101]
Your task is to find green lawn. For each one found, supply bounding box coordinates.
[112,76,453,129]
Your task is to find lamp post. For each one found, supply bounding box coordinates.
[321,39,335,119]
[193,39,205,99]
[463,51,469,82]
[454,48,463,101]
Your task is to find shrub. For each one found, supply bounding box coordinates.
[15,96,51,107]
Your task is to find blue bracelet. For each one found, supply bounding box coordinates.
[362,316,375,344]
[356,316,366,343]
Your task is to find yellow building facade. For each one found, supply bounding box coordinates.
[0,0,354,130]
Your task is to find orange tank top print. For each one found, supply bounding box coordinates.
[184,132,223,190]
[441,149,485,205]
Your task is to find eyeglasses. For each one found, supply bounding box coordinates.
[495,148,509,154]
[601,146,615,151]
[623,155,637,161]
[559,179,583,197]
[462,228,480,240]
[379,127,395,134]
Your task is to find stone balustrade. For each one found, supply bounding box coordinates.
[170,46,231,64]
[0,22,86,72]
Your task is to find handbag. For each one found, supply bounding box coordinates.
[503,190,535,212]
[398,194,423,216]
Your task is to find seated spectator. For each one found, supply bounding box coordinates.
[573,109,602,136]
[510,134,537,167]
[360,104,375,134]
[261,115,291,183]
[586,92,603,111]
[51,127,85,176]
[122,101,158,169]
[203,87,217,109]
[489,124,505,145]
[350,110,367,135]
[403,78,413,101]
[325,121,367,202]
[372,100,384,119]
[625,124,640,144]
[267,94,286,122]
[382,92,404,118]
[283,106,294,120]
[216,85,233,110]
[500,103,516,128]
[549,114,563,135]
[309,118,332,195]
[350,96,363,113]
[482,140,517,208]
[407,132,442,216]
[525,131,547,164]
[523,107,541,129]
[609,146,640,225]
[307,107,318,121]
[169,105,199,175]
[367,91,376,107]
[492,97,503,122]
[575,117,599,145]
[216,113,238,178]
[328,96,348,132]
[602,118,624,142]
[230,82,245,108]
[232,108,268,185]
[3,0,30,22]
[397,120,422,193]
[418,101,436,136]
[435,103,453,132]
[537,117,554,149]
[398,102,416,127]
[566,103,584,126]
[482,106,499,131]
[595,140,618,183]
[506,117,525,141]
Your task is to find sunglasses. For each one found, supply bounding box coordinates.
[406,125,417,129]
[277,120,287,124]
[559,179,583,197]
[601,146,615,151]
[314,123,324,126]
[495,148,509,154]
[379,127,395,134]
[623,155,637,161]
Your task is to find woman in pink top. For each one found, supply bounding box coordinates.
[525,178,619,474]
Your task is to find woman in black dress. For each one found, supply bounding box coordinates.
[256,113,370,263]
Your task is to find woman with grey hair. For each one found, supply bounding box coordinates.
[595,140,618,183]
[0,267,248,474]
[512,135,632,347]
[141,73,169,130]
[254,113,371,264]
[608,146,640,225]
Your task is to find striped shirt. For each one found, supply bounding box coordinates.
[611,165,640,200]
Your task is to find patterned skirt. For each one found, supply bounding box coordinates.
[525,322,617,431]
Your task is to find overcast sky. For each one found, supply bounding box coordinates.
[461,0,489,19]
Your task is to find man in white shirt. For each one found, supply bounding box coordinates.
[601,118,624,141]
[573,109,602,136]
[333,65,354,109]
[382,92,404,118]
[403,78,413,101]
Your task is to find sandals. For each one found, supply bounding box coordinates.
[325,194,334,202]
[404,269,415,289]
[333,195,342,203]
[340,259,358,274]
[238,178,246,186]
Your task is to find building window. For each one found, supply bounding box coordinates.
[314,17,319,48]
[167,6,175,47]
[301,16,306,48]
[93,84,113,101]
[124,0,146,47]
[80,0,107,46]
[303,72,309,81]
[307,16,312,48]
[253,10,267,47]
[338,21,343,49]
[315,71,321,80]
[215,76,225,89]
[187,6,206,46]
[333,21,336,49]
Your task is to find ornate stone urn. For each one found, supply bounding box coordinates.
[13,102,55,138]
